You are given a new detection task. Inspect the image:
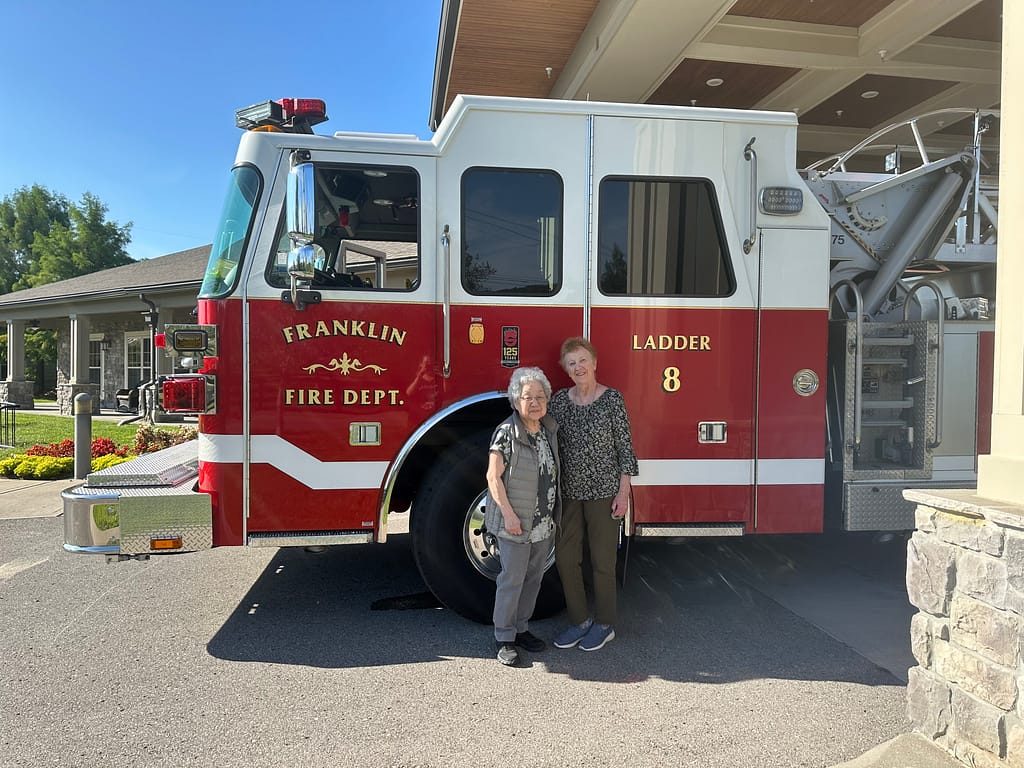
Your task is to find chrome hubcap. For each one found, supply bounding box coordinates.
[462,490,557,581]
[463,490,501,579]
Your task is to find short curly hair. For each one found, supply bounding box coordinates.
[507,366,552,408]
[560,336,598,365]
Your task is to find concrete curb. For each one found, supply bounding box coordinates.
[0,478,80,520]
[830,734,963,768]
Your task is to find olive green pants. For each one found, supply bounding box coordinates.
[555,497,619,626]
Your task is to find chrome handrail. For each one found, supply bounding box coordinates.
[830,279,866,451]
[903,281,945,449]
[742,137,757,254]
[441,224,451,378]
[818,107,998,177]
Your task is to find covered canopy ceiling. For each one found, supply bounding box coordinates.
[431,0,1001,169]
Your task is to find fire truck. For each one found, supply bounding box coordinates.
[63,96,998,622]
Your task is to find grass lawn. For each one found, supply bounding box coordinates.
[1,412,183,456]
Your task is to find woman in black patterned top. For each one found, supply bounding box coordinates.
[548,337,638,652]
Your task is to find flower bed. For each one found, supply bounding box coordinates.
[0,425,198,480]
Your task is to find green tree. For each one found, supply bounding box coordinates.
[0,185,133,293]
[0,185,69,293]
[0,328,56,392]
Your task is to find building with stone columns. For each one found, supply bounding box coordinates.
[0,245,208,414]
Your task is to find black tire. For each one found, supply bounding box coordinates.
[411,432,564,624]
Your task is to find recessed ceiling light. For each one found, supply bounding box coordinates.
[706,77,724,87]
[861,90,879,99]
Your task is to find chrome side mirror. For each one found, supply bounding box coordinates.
[286,244,317,309]
[286,159,317,245]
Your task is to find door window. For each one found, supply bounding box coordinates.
[460,167,563,296]
[267,163,420,291]
[598,177,734,297]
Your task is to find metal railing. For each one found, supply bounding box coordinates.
[0,402,17,449]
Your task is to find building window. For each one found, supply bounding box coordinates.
[88,338,102,389]
[124,333,152,390]
[461,167,563,296]
[598,177,734,297]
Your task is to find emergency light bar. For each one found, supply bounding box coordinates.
[235,98,328,134]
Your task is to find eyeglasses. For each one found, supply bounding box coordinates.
[519,396,547,403]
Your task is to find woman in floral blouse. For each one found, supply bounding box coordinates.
[548,337,638,652]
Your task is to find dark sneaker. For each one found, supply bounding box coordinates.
[578,623,615,651]
[496,641,520,667]
[553,619,593,649]
[515,631,546,652]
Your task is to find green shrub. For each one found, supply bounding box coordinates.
[133,424,199,454]
[12,458,35,478]
[2,454,74,479]
[35,457,74,479]
[91,454,132,471]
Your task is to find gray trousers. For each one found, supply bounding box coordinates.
[555,497,619,626]
[493,536,549,642]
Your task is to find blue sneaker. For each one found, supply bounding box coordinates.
[578,623,615,651]
[553,619,593,649]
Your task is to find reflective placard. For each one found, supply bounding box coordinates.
[171,329,208,352]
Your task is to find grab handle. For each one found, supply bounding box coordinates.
[742,137,757,254]
[903,281,945,448]
[829,279,865,450]
[441,224,451,378]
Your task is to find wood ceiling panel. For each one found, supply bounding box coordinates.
[445,0,599,113]
[728,0,896,27]
[648,59,798,109]
[935,104,1001,137]
[436,0,1001,161]
[933,0,1002,42]
[801,74,958,128]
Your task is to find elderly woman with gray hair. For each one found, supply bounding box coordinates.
[484,366,561,667]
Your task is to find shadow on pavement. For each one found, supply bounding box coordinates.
[207,530,907,690]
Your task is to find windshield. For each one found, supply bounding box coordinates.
[199,165,262,298]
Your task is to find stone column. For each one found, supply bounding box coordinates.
[58,314,98,415]
[977,2,1024,506]
[1,319,34,407]
[903,8,1024,765]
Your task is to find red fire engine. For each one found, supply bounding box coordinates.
[63,96,998,621]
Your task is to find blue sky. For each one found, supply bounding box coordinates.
[0,1,442,261]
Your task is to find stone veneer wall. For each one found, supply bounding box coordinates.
[906,488,1024,767]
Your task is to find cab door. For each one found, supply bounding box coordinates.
[242,147,438,535]
[587,115,759,531]
[434,106,588,400]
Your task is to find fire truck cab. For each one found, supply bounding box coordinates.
[63,96,997,622]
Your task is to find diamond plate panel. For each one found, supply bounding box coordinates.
[844,484,916,531]
[86,440,199,488]
[118,494,212,554]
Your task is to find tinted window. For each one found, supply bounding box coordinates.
[461,168,562,296]
[598,178,734,297]
[267,163,420,291]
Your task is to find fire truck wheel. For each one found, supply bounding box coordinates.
[411,434,565,624]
